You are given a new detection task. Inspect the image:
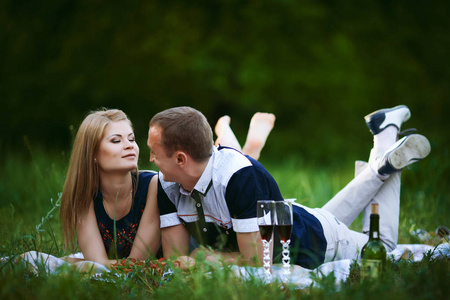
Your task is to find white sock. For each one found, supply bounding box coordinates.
[369,158,390,181]
[373,126,398,159]
[369,126,398,180]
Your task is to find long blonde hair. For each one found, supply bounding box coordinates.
[60,108,134,250]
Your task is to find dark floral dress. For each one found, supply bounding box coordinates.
[94,171,156,258]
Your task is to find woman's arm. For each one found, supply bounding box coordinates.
[128,175,161,259]
[76,201,118,267]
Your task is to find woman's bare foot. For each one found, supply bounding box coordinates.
[214,115,242,151]
[242,113,276,160]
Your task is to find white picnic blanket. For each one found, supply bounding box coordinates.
[1,252,110,274]
[2,243,449,288]
[232,243,450,288]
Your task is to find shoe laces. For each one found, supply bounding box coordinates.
[398,128,417,138]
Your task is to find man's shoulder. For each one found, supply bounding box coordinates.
[215,146,252,166]
[212,147,253,183]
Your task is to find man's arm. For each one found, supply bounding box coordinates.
[223,157,282,266]
[235,231,266,266]
[161,224,190,258]
[194,231,266,266]
[157,176,190,260]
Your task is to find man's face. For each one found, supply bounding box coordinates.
[147,125,179,182]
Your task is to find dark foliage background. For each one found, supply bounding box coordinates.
[1,0,448,165]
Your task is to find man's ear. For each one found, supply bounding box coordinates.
[175,151,187,166]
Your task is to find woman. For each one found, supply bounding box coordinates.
[60,109,161,266]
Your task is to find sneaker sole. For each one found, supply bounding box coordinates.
[388,134,431,170]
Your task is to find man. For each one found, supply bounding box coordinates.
[147,107,291,266]
[147,106,430,269]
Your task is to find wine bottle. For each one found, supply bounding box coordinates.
[361,203,386,279]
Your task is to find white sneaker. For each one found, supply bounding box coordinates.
[365,105,411,135]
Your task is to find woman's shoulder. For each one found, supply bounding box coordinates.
[138,170,157,180]
[135,170,157,195]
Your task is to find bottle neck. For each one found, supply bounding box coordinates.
[369,214,380,240]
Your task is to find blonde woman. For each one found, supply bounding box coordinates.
[60,109,161,267]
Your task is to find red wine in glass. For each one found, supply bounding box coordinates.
[277,224,292,243]
[259,224,274,242]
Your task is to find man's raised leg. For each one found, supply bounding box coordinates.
[322,105,413,226]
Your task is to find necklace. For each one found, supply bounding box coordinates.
[103,190,133,220]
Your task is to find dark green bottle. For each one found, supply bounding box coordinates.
[361,203,386,279]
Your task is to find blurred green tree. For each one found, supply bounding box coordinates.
[0,0,448,164]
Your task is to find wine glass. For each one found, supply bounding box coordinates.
[275,199,294,280]
[257,200,275,282]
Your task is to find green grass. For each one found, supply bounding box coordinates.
[1,148,449,299]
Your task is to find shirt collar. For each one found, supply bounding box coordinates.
[191,146,216,196]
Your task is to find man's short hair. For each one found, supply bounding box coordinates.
[149,106,213,161]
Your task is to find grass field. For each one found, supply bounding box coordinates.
[0,147,449,299]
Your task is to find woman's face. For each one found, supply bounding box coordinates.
[96,120,139,174]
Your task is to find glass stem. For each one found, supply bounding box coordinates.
[281,240,291,281]
[262,239,272,282]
